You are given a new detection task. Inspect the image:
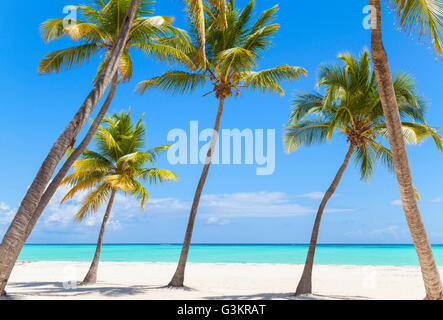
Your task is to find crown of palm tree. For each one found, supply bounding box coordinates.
[136,0,306,98]
[285,49,442,180]
[39,0,193,82]
[61,109,178,221]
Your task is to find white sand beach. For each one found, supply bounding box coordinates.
[1,261,435,300]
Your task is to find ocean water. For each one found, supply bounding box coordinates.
[17,244,443,266]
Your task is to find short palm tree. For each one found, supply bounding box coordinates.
[137,0,306,287]
[61,109,178,285]
[285,49,443,296]
[368,0,443,299]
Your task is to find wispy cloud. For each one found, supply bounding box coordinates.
[390,200,402,206]
[430,197,442,204]
[199,192,313,217]
[206,217,231,226]
[0,202,14,225]
[0,190,355,237]
[371,225,400,239]
[197,191,353,217]
[296,192,325,200]
[344,230,364,237]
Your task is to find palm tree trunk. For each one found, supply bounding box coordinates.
[168,96,226,287]
[25,72,119,241]
[295,143,355,296]
[82,188,116,285]
[0,0,141,296]
[369,0,443,300]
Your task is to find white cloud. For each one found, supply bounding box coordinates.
[430,197,442,203]
[344,230,363,237]
[40,185,136,231]
[390,200,402,206]
[199,192,312,217]
[0,202,14,225]
[371,225,400,239]
[206,217,231,226]
[0,190,355,237]
[197,191,353,218]
[297,192,325,200]
[43,190,354,222]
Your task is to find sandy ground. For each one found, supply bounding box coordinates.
[1,261,434,300]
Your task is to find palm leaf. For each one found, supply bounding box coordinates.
[75,183,112,221]
[136,71,207,94]
[284,119,333,152]
[243,65,307,95]
[390,0,443,55]
[38,44,100,73]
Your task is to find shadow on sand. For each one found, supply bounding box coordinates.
[5,281,169,298]
[3,282,369,300]
[204,292,369,300]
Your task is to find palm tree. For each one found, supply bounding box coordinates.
[61,109,178,285]
[137,0,307,287]
[285,49,443,296]
[368,0,443,299]
[0,0,143,296]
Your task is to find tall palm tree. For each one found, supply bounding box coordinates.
[285,50,443,296]
[61,109,178,285]
[137,0,307,287]
[0,0,143,296]
[368,0,443,299]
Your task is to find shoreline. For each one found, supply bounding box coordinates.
[17,260,426,267]
[5,261,434,300]
[19,243,438,266]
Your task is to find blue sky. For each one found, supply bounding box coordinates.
[1,0,443,244]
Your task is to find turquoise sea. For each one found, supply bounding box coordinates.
[17,244,443,266]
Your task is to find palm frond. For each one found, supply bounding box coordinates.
[38,44,100,73]
[75,183,112,221]
[390,0,443,55]
[129,180,151,210]
[141,168,179,184]
[353,144,377,181]
[131,42,195,69]
[243,65,307,95]
[215,46,256,75]
[284,119,333,152]
[136,71,207,94]
[61,171,106,203]
[119,48,133,82]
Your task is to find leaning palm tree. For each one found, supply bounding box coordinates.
[285,49,443,296]
[137,0,306,287]
[61,109,178,285]
[368,0,443,299]
[0,0,142,296]
[25,0,190,236]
